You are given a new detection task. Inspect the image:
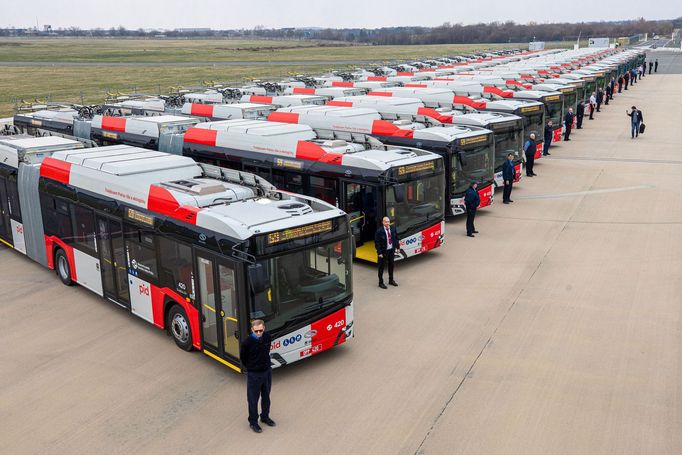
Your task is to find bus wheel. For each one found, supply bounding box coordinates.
[55,249,73,286]
[168,305,193,351]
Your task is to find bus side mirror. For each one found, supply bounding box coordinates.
[394,183,406,203]
[248,264,268,294]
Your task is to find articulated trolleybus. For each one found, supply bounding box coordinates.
[0,136,354,371]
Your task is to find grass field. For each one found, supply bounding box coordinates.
[0,38,577,116]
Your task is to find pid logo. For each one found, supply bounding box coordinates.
[15,225,23,235]
[138,284,150,296]
[282,334,302,347]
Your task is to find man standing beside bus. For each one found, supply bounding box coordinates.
[564,107,574,141]
[465,182,480,237]
[543,120,553,156]
[502,153,515,204]
[375,216,399,289]
[655,59,659,73]
[240,320,276,434]
[524,133,537,177]
[576,101,585,129]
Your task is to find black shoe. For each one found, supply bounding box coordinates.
[565,138,571,141]
[467,234,475,237]
[577,127,582,129]
[545,152,551,156]
[503,201,509,204]
[532,173,538,176]
[261,417,276,427]
[379,283,387,289]
[509,200,514,203]
[389,281,398,287]
[473,230,479,234]
[526,174,533,177]
[250,424,263,434]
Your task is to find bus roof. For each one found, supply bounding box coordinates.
[0,136,83,167]
[39,145,344,240]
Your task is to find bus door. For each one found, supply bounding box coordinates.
[342,181,379,261]
[195,250,243,369]
[0,177,10,242]
[96,215,130,306]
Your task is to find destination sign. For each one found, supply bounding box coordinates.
[559,88,573,93]
[520,105,542,113]
[544,95,561,101]
[126,207,155,227]
[460,135,489,146]
[397,161,435,176]
[274,158,304,170]
[267,220,333,245]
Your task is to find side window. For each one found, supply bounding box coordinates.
[71,205,97,253]
[6,177,21,221]
[310,176,338,206]
[344,183,361,213]
[125,225,158,281]
[158,237,194,300]
[271,169,303,193]
[43,198,74,241]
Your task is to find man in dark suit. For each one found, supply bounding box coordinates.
[654,59,658,73]
[617,75,624,93]
[502,153,515,204]
[564,107,574,141]
[576,102,585,129]
[524,133,537,177]
[465,183,480,237]
[609,78,615,99]
[375,216,399,289]
[543,120,553,156]
[596,88,604,112]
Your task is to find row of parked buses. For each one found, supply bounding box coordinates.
[0,47,646,372]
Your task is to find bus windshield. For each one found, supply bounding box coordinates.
[386,173,444,237]
[250,238,353,335]
[451,143,494,195]
[563,92,576,110]
[545,100,563,125]
[584,80,596,96]
[522,112,544,139]
[492,126,522,166]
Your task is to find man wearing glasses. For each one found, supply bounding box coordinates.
[240,319,276,433]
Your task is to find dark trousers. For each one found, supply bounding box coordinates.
[596,102,601,112]
[247,369,272,425]
[378,248,395,284]
[503,181,513,202]
[576,114,584,129]
[618,84,622,93]
[589,107,594,120]
[466,209,477,235]
[625,81,628,90]
[564,126,572,140]
[605,96,609,105]
[543,138,551,155]
[631,122,640,138]
[525,152,535,176]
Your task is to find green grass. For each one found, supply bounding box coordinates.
[0,38,577,116]
[0,38,522,63]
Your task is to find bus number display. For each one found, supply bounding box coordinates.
[520,105,542,113]
[125,207,155,227]
[397,161,435,176]
[459,135,489,146]
[544,95,561,101]
[267,220,333,245]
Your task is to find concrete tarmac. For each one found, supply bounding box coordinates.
[1,69,681,455]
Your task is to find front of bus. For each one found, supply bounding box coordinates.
[488,117,523,186]
[249,212,354,368]
[450,130,496,215]
[384,155,445,260]
[541,92,564,143]
[514,102,545,160]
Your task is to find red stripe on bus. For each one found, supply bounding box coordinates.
[101,116,127,132]
[367,76,387,81]
[295,141,343,164]
[483,86,513,98]
[396,72,414,76]
[371,120,414,138]
[40,157,71,184]
[293,87,315,95]
[367,91,391,97]
[331,81,353,87]
[434,77,454,81]
[326,101,353,107]
[405,84,427,88]
[267,112,300,124]
[190,104,215,117]
[250,95,273,104]
[147,185,200,225]
[453,96,487,109]
[183,128,218,146]
[417,107,452,123]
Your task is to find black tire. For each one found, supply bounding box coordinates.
[55,249,73,286]
[168,304,193,351]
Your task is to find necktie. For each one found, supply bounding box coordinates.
[386,228,391,247]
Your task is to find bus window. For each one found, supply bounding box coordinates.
[42,197,73,242]
[124,225,158,280]
[158,237,194,300]
[271,169,304,194]
[197,256,219,349]
[71,205,97,254]
[6,176,21,221]
[310,176,337,206]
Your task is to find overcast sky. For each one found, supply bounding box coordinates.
[1,0,678,29]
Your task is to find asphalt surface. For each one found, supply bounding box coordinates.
[1,70,681,455]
